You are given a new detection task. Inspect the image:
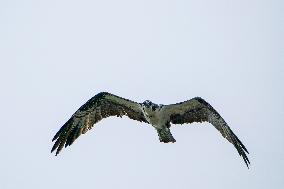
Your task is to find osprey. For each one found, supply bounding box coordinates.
[51,92,250,167]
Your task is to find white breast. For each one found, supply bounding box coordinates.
[141,106,167,129]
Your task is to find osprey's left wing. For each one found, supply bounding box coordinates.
[162,97,250,168]
[51,92,147,155]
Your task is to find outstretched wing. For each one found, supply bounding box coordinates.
[162,97,250,168]
[51,92,148,155]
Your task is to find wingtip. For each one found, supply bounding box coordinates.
[246,164,250,169]
[51,146,56,154]
[51,146,60,156]
[55,150,60,156]
[245,159,250,169]
[241,151,250,169]
[51,149,56,155]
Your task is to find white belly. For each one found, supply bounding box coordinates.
[144,110,166,129]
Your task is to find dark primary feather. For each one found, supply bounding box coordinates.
[164,97,250,168]
[51,92,147,155]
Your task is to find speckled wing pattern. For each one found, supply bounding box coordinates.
[51,92,148,155]
[163,97,250,168]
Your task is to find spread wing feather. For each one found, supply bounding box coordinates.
[51,92,147,155]
[163,97,250,168]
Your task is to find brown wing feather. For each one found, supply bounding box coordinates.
[51,92,148,155]
[163,97,250,168]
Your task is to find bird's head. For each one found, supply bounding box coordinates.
[142,100,159,112]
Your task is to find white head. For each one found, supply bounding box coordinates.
[142,100,159,112]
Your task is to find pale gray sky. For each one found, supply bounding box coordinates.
[0,0,283,189]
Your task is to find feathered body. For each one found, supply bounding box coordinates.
[51,92,250,168]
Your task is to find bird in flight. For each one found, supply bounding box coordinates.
[51,92,250,168]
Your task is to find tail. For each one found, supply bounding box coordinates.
[157,128,176,143]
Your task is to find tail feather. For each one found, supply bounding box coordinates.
[157,128,176,143]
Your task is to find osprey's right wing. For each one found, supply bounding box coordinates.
[162,97,250,168]
[51,92,148,155]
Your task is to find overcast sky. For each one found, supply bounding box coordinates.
[0,0,283,189]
